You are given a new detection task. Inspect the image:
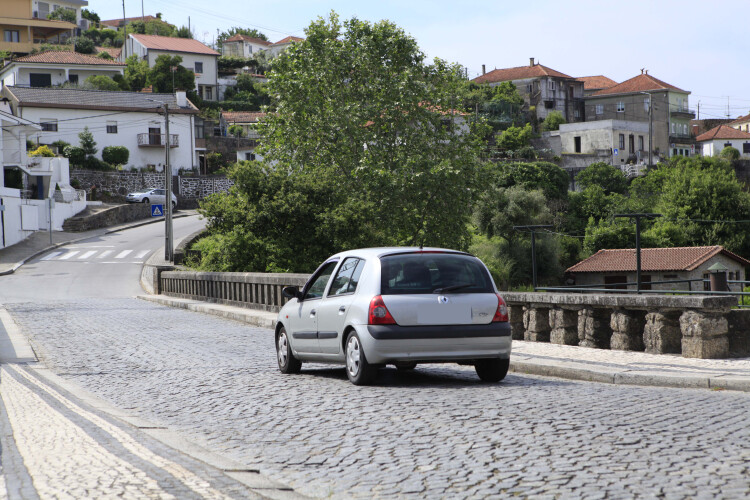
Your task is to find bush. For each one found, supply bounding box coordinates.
[540,110,566,131]
[83,156,112,171]
[83,75,119,91]
[29,145,55,157]
[63,146,85,166]
[74,37,96,54]
[51,140,70,154]
[102,146,129,165]
[720,146,740,161]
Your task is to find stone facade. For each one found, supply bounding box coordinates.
[679,310,729,359]
[70,170,234,201]
[578,308,611,349]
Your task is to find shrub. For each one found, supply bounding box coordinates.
[83,156,112,171]
[29,145,55,157]
[63,146,85,166]
[50,140,70,154]
[74,37,96,54]
[540,110,566,131]
[102,146,129,165]
[720,146,740,161]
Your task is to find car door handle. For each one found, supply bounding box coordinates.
[338,306,346,314]
[309,309,316,318]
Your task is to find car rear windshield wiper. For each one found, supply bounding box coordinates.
[433,283,476,294]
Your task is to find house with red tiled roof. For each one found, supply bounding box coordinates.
[123,33,220,101]
[219,110,266,161]
[100,15,161,30]
[695,124,750,158]
[729,113,750,134]
[576,75,618,96]
[567,246,750,292]
[0,51,124,89]
[266,36,305,58]
[471,58,584,123]
[221,34,272,58]
[584,70,695,161]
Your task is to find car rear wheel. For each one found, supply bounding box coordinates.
[277,327,301,374]
[395,361,417,371]
[172,201,177,210]
[475,358,509,382]
[345,331,377,385]
[142,197,149,204]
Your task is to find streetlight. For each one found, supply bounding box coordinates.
[147,98,174,262]
[639,91,653,166]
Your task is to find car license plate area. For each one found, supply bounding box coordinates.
[417,305,471,325]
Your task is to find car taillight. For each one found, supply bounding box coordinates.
[492,293,509,323]
[368,295,396,325]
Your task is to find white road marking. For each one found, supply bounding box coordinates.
[40,252,63,261]
[78,251,97,260]
[58,251,80,260]
[115,250,132,259]
[134,250,150,259]
[97,250,113,259]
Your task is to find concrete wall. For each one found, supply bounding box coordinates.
[2,65,124,88]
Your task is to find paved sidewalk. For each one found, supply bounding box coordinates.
[0,210,197,275]
[139,295,750,393]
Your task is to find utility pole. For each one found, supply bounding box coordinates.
[122,0,127,60]
[163,103,174,262]
[613,213,662,293]
[697,101,700,120]
[513,225,553,290]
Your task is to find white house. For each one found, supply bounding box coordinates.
[0,106,85,249]
[122,33,220,101]
[33,0,89,30]
[0,51,125,89]
[695,124,750,158]
[266,36,304,58]
[220,110,265,161]
[2,86,200,172]
[221,34,272,58]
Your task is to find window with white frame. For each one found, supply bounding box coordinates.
[671,122,675,133]
[194,62,203,74]
[548,80,555,90]
[617,101,625,112]
[40,119,57,132]
[596,104,603,115]
[106,121,118,134]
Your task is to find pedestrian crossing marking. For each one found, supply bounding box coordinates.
[78,251,97,259]
[40,252,63,261]
[97,250,113,259]
[58,251,79,260]
[135,250,150,259]
[115,250,133,259]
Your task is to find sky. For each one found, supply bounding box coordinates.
[94,0,750,120]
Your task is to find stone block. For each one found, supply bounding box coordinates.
[643,311,681,354]
[523,306,550,342]
[679,310,729,359]
[577,308,611,349]
[549,308,578,345]
[609,310,645,351]
[682,336,729,359]
[508,305,524,341]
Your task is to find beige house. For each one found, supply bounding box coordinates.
[0,0,77,55]
[221,34,272,58]
[567,246,750,292]
[729,113,750,134]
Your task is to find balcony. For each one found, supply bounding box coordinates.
[671,108,696,119]
[137,133,179,148]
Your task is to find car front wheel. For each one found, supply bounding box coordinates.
[277,327,301,374]
[475,358,509,382]
[345,331,377,385]
[142,197,149,204]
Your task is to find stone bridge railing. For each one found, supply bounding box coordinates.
[503,292,749,359]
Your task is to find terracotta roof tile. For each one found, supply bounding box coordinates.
[566,246,750,273]
[730,113,750,125]
[695,124,750,142]
[576,75,618,90]
[224,34,272,46]
[131,34,219,56]
[222,111,266,123]
[591,73,686,96]
[13,51,124,66]
[472,63,573,84]
[272,36,305,45]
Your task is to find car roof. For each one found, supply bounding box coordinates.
[327,247,471,260]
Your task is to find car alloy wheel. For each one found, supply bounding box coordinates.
[142,198,149,204]
[276,327,301,374]
[345,331,376,385]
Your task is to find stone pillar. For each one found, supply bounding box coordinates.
[549,308,578,345]
[508,305,525,341]
[610,310,646,351]
[643,311,681,354]
[578,307,611,349]
[523,305,550,342]
[679,310,729,359]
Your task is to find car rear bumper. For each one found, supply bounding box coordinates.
[362,322,512,364]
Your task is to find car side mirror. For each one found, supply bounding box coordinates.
[282,286,301,300]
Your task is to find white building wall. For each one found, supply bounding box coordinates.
[147,50,218,89]
[701,139,750,158]
[3,65,124,88]
[18,107,196,171]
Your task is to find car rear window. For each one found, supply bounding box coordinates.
[379,253,494,295]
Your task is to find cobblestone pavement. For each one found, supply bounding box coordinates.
[7,298,750,499]
[0,362,261,499]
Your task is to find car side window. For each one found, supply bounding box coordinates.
[327,258,364,296]
[155,189,165,195]
[303,261,338,300]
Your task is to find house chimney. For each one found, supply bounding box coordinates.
[176,90,187,107]
[645,69,649,75]
[482,64,486,75]
[530,57,535,67]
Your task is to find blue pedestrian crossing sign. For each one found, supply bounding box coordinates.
[151,204,164,217]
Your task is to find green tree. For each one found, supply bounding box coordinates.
[575,161,628,194]
[474,185,551,244]
[496,123,532,150]
[81,8,100,24]
[197,13,486,272]
[102,146,129,165]
[147,55,195,93]
[130,19,175,36]
[78,127,97,157]
[48,7,76,23]
[720,146,740,161]
[228,124,245,138]
[74,37,96,54]
[174,26,193,38]
[540,110,566,131]
[123,54,149,91]
[82,75,119,91]
[491,161,569,201]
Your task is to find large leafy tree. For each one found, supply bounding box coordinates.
[197,13,486,272]
[123,54,149,91]
[147,55,195,93]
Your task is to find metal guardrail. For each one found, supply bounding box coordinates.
[137,133,179,147]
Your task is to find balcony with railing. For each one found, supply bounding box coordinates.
[670,107,696,118]
[137,133,179,148]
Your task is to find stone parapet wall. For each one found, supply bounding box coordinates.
[70,170,234,201]
[62,203,152,232]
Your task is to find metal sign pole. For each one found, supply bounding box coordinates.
[163,103,173,262]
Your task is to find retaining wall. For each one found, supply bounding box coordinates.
[70,170,234,201]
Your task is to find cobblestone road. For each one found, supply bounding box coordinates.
[8,298,750,499]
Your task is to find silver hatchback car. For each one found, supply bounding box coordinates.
[276,248,511,385]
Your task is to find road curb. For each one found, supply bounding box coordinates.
[0,212,195,276]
